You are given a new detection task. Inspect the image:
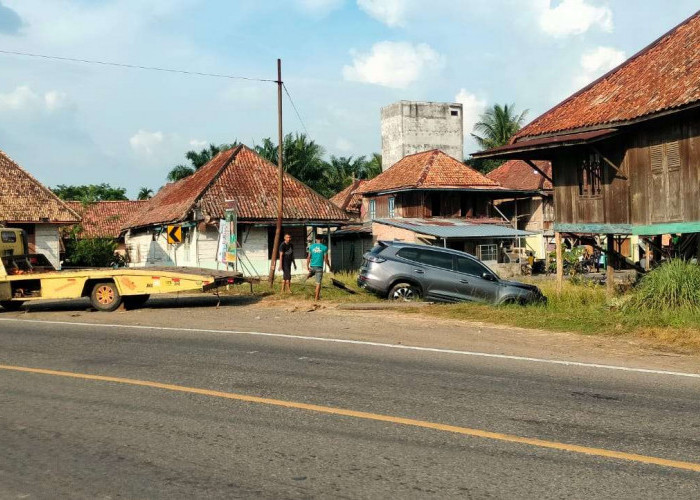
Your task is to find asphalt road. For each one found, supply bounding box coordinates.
[0,317,699,499]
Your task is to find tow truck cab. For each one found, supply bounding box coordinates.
[0,228,29,258]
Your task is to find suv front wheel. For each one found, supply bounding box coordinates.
[388,282,422,302]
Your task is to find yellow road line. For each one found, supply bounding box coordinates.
[1,363,699,473]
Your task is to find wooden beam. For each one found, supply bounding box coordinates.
[590,145,627,180]
[524,159,553,185]
[606,235,615,298]
[555,231,563,295]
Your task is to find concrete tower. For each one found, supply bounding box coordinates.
[381,101,464,171]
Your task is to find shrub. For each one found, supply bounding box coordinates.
[65,238,118,267]
[626,260,700,312]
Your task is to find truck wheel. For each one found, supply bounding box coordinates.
[388,283,421,302]
[123,294,150,309]
[0,301,24,311]
[90,282,122,312]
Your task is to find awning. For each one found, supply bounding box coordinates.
[374,218,534,239]
[471,128,618,160]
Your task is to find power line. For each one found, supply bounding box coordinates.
[282,83,309,137]
[0,49,276,82]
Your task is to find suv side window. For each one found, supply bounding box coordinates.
[455,256,486,276]
[396,248,419,262]
[416,249,453,270]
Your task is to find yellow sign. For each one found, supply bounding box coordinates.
[167,225,182,244]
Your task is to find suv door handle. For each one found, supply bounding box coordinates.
[459,279,469,284]
[414,269,424,274]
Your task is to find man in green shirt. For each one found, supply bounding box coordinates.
[306,235,330,301]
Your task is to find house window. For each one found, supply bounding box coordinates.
[578,153,603,198]
[388,197,395,218]
[450,107,460,117]
[369,199,376,220]
[477,244,498,262]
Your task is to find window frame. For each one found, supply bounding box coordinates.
[388,197,396,218]
[414,248,454,271]
[369,199,376,220]
[455,255,490,278]
[578,153,604,199]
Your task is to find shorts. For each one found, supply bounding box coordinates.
[310,266,323,284]
[282,260,293,281]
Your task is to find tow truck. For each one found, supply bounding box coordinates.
[0,228,250,312]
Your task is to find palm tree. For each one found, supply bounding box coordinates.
[255,133,332,196]
[471,104,528,150]
[137,187,154,200]
[166,142,239,182]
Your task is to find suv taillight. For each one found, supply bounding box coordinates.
[366,254,386,263]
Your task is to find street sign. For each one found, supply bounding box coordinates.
[167,225,182,244]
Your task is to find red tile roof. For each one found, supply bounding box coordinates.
[330,179,367,214]
[0,149,80,224]
[66,201,149,238]
[487,160,553,191]
[357,150,500,194]
[126,145,348,229]
[514,10,700,142]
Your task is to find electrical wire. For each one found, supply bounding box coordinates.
[282,83,310,137]
[0,49,276,82]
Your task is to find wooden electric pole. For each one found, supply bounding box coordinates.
[268,58,284,286]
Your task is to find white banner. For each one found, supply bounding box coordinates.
[217,219,230,264]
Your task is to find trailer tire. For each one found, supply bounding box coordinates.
[0,301,24,311]
[123,294,150,309]
[90,282,122,312]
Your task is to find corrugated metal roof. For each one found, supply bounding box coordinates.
[0,148,80,224]
[511,10,700,141]
[374,218,534,239]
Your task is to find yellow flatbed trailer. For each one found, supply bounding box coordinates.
[0,253,251,312]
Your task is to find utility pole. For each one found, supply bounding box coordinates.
[268,58,284,287]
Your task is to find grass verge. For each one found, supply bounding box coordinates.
[225,271,700,353]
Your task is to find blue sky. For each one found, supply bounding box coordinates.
[0,0,698,197]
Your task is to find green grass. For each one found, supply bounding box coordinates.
[224,270,700,352]
[223,271,382,303]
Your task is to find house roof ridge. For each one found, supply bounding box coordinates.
[512,9,700,142]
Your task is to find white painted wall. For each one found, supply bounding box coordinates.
[35,224,61,269]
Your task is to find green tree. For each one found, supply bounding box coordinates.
[52,184,128,202]
[137,187,154,200]
[468,103,529,173]
[64,238,119,267]
[255,133,332,196]
[167,142,239,182]
[471,103,528,150]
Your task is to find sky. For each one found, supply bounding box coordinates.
[0,0,698,197]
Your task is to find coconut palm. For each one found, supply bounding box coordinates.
[471,104,529,150]
[137,187,153,200]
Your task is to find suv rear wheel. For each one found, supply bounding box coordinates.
[388,282,421,302]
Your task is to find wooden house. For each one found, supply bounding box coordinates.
[0,149,80,269]
[354,149,535,263]
[474,11,700,282]
[123,145,348,276]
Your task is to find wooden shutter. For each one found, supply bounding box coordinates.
[666,141,682,220]
[650,144,666,223]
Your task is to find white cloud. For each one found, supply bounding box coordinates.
[574,46,626,88]
[357,0,408,27]
[0,85,71,113]
[44,90,70,111]
[296,0,344,16]
[189,139,208,148]
[342,41,445,88]
[455,89,487,137]
[129,130,166,157]
[537,0,613,37]
[335,137,354,152]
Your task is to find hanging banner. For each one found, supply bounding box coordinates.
[217,219,230,264]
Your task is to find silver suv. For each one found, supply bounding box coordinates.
[358,241,546,305]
